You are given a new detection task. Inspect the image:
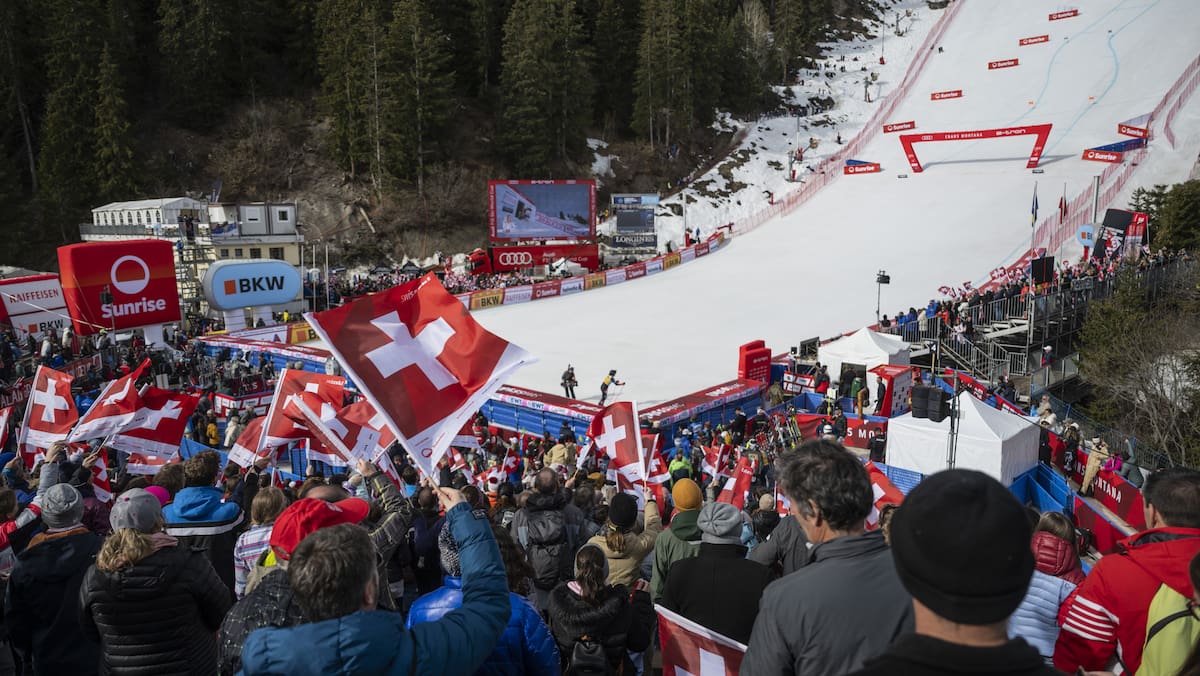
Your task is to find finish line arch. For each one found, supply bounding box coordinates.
[899,123,1053,173]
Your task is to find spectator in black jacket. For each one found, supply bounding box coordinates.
[80,488,232,676]
[5,483,103,676]
[661,501,773,644]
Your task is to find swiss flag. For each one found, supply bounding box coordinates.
[91,455,113,503]
[587,402,645,486]
[865,461,904,529]
[644,435,669,505]
[305,273,533,478]
[125,452,178,475]
[716,456,754,510]
[260,368,346,449]
[657,604,746,675]
[774,485,792,517]
[501,445,521,476]
[0,406,12,450]
[449,447,474,484]
[68,359,149,442]
[339,399,397,461]
[228,417,272,468]
[19,366,79,451]
[107,387,198,458]
[702,444,731,481]
[293,394,382,466]
[452,420,480,449]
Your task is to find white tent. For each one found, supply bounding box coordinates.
[884,392,1039,485]
[817,328,911,398]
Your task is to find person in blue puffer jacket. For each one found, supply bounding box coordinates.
[241,488,510,676]
[407,521,560,675]
[1008,562,1075,661]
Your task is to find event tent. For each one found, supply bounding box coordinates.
[884,392,1039,485]
[817,328,911,399]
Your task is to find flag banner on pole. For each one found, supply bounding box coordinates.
[716,456,754,510]
[656,604,747,676]
[703,444,731,481]
[865,460,904,529]
[108,387,199,458]
[304,273,534,479]
[91,455,113,503]
[1031,183,1039,227]
[259,368,346,449]
[587,402,645,486]
[0,406,12,450]
[18,366,79,452]
[293,395,382,466]
[227,418,270,468]
[774,485,792,517]
[452,420,480,449]
[68,359,149,442]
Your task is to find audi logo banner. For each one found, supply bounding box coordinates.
[489,243,600,272]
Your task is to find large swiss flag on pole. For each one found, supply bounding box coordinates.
[19,366,79,452]
[587,401,645,486]
[657,604,746,675]
[227,417,272,468]
[108,387,200,458]
[305,273,534,479]
[68,359,150,442]
[716,455,754,510]
[258,368,346,449]
[865,460,904,529]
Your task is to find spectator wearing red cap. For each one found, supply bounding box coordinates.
[217,495,369,676]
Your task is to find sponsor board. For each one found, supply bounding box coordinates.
[532,280,562,300]
[843,163,881,175]
[1117,123,1148,138]
[502,285,532,304]
[931,89,962,101]
[0,275,66,319]
[1082,148,1122,163]
[883,121,915,133]
[203,260,302,311]
[57,239,181,335]
[695,241,710,256]
[559,277,583,295]
[988,58,1019,70]
[605,269,627,285]
[625,262,647,280]
[645,258,664,275]
[8,309,70,340]
[1019,35,1050,46]
[610,232,657,248]
[1049,9,1078,20]
[663,252,681,270]
[490,243,601,272]
[469,288,505,310]
[679,248,696,264]
[584,273,607,290]
[287,321,318,344]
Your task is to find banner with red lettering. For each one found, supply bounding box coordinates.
[1059,448,1146,529]
[791,413,887,450]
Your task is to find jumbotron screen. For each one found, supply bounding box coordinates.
[488,180,596,242]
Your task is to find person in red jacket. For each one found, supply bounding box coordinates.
[1054,467,1200,674]
[1031,511,1085,585]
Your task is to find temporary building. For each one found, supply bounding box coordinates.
[817,328,911,399]
[884,392,1039,485]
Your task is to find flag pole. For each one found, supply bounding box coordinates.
[1027,181,1037,413]
[630,400,647,487]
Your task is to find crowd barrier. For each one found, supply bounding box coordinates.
[452,233,726,312]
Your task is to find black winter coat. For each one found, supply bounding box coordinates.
[661,543,772,644]
[5,528,103,676]
[217,567,306,676]
[79,543,233,676]
[546,582,653,673]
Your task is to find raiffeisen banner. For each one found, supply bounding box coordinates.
[202,259,302,311]
[57,239,181,335]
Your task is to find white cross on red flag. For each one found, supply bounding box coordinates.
[125,452,177,475]
[657,604,746,676]
[259,368,346,449]
[587,402,645,487]
[19,366,79,452]
[716,456,754,510]
[91,455,113,503]
[228,417,272,469]
[293,394,382,466]
[68,359,150,442]
[108,387,200,459]
[304,273,534,479]
[702,444,731,481]
[865,460,904,529]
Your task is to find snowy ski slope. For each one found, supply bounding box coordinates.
[474,0,1200,404]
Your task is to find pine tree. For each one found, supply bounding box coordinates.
[681,0,722,135]
[94,45,136,201]
[773,0,804,83]
[547,0,593,162]
[315,0,377,179]
[592,0,639,136]
[1156,180,1200,251]
[157,0,233,128]
[385,0,456,196]
[1129,184,1169,232]
[633,0,687,148]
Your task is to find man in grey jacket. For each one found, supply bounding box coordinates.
[747,513,810,577]
[741,440,913,675]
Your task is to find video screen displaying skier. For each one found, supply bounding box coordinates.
[489,181,595,241]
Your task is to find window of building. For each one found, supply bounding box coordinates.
[269,247,285,260]
[156,210,163,223]
[219,249,229,258]
[135,211,142,224]
[234,248,244,258]
[249,248,262,259]
[277,210,289,222]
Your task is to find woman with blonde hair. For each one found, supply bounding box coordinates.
[80,488,232,675]
[586,486,662,587]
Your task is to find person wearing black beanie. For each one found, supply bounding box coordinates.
[847,469,1061,676]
